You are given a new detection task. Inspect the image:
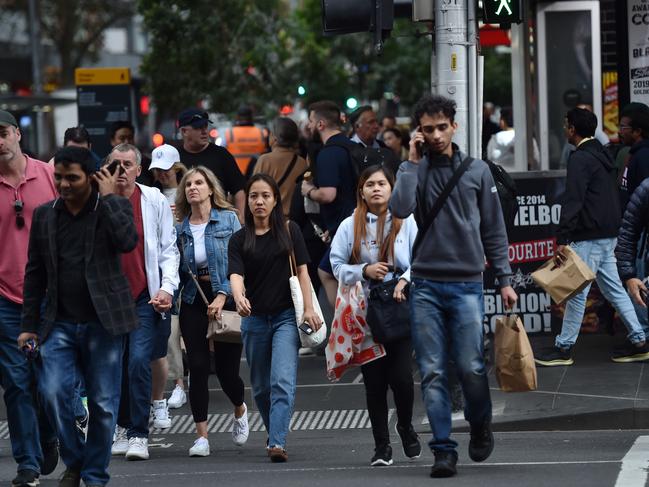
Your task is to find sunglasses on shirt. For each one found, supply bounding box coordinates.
[14,199,24,229]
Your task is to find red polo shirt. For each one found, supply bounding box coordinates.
[121,185,147,300]
[0,156,57,304]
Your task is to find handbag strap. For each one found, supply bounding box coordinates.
[276,154,299,188]
[412,155,473,258]
[286,221,298,277]
[188,268,211,307]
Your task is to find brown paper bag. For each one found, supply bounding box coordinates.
[494,314,537,392]
[531,246,595,304]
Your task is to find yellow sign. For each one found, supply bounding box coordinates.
[75,67,131,86]
[451,54,457,72]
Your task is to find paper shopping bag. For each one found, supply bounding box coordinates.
[494,314,537,392]
[325,282,385,381]
[531,246,595,304]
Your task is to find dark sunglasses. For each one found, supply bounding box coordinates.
[14,199,24,229]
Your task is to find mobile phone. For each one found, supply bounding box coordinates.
[298,322,314,335]
[21,338,39,361]
[415,127,424,158]
[106,159,124,175]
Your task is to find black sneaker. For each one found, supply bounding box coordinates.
[58,468,81,487]
[395,423,421,459]
[12,470,39,487]
[611,340,649,363]
[469,421,494,462]
[370,444,393,466]
[430,450,457,478]
[40,438,59,476]
[534,346,574,366]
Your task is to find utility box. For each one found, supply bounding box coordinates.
[412,0,434,22]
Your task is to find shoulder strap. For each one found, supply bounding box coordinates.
[412,155,473,258]
[286,220,298,277]
[276,154,299,188]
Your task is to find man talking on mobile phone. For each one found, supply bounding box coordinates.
[390,95,516,478]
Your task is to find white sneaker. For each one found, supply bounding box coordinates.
[232,403,249,446]
[152,399,172,429]
[125,437,149,460]
[189,436,210,457]
[111,426,129,456]
[168,385,187,409]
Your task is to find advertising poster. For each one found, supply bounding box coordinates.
[602,71,619,143]
[483,172,622,336]
[628,0,649,105]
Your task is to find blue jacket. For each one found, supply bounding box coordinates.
[177,208,241,305]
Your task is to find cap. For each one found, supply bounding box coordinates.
[0,110,18,128]
[177,108,212,129]
[53,146,96,173]
[150,144,180,171]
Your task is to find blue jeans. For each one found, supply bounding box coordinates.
[0,296,56,474]
[117,292,157,438]
[556,238,645,348]
[241,308,299,449]
[631,234,649,334]
[410,279,491,453]
[39,321,124,486]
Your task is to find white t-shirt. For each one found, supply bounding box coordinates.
[162,187,178,222]
[189,222,208,268]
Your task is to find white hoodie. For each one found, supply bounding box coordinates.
[487,129,540,169]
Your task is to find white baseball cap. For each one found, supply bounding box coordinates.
[150,144,180,171]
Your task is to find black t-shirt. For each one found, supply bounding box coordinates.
[176,143,246,196]
[228,221,310,315]
[314,133,356,234]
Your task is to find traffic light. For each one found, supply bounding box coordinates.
[321,0,393,51]
[346,97,359,110]
[482,0,522,24]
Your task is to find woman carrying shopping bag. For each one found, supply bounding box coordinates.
[330,165,421,466]
[228,173,322,463]
[176,166,249,457]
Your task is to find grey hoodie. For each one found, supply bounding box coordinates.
[389,149,512,287]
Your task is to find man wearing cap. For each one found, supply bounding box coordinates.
[18,146,139,487]
[224,105,268,176]
[0,110,59,487]
[175,108,245,221]
[106,143,179,462]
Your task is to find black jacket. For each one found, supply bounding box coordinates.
[625,139,649,199]
[22,193,139,340]
[616,178,649,282]
[556,139,621,245]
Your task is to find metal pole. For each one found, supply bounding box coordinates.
[27,0,44,156]
[434,0,469,153]
[467,0,479,158]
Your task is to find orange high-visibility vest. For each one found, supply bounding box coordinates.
[226,126,267,174]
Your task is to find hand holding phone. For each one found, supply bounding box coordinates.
[298,322,314,335]
[409,126,425,163]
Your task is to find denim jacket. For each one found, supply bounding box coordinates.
[177,208,241,305]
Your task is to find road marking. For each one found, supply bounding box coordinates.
[615,435,649,487]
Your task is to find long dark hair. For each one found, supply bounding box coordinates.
[243,173,292,255]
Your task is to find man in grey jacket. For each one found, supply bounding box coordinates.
[390,95,517,478]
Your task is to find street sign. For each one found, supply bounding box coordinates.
[482,0,522,24]
[74,67,131,86]
[75,67,134,157]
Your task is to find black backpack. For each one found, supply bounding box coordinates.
[485,159,519,236]
[328,141,402,180]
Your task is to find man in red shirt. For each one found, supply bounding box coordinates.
[107,143,179,461]
[0,110,59,487]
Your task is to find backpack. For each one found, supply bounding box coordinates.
[485,159,519,236]
[328,141,402,180]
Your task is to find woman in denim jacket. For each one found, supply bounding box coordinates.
[176,166,249,457]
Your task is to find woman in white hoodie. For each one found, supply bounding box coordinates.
[330,165,420,467]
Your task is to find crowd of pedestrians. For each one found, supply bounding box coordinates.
[6,93,647,486]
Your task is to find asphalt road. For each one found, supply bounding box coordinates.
[0,356,648,486]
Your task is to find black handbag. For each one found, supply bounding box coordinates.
[366,271,411,344]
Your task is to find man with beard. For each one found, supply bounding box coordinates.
[300,101,357,306]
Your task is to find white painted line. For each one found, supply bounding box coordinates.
[352,373,364,384]
[615,435,649,487]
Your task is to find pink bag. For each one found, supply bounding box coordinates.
[326,282,386,381]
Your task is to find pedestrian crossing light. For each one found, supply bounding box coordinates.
[346,97,359,110]
[482,0,522,24]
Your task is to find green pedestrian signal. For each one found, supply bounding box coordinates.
[482,0,522,24]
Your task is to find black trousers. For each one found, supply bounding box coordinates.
[179,281,244,423]
[360,337,415,448]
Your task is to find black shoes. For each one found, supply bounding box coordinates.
[610,340,649,363]
[40,438,59,476]
[534,346,574,367]
[395,423,422,459]
[12,470,39,487]
[469,421,494,462]
[370,444,393,466]
[430,450,458,478]
[58,468,81,487]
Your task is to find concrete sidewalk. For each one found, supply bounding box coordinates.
[479,333,649,432]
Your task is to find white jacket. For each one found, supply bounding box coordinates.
[137,183,180,300]
[330,210,417,296]
[487,129,540,169]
